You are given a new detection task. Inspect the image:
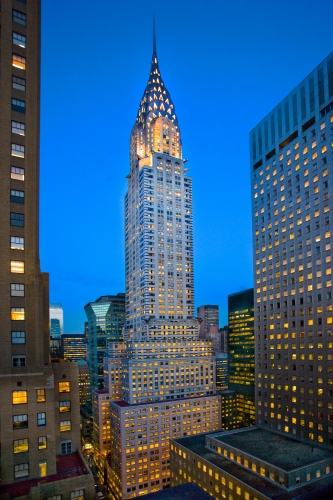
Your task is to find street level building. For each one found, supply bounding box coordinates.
[228,288,255,428]
[0,1,94,497]
[106,27,220,499]
[84,293,125,390]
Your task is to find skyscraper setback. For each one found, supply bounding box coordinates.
[107,29,220,499]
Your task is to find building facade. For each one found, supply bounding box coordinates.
[50,302,64,338]
[216,352,228,391]
[62,333,87,362]
[0,1,94,496]
[106,29,220,499]
[84,293,125,390]
[198,305,219,338]
[228,288,255,428]
[251,51,333,447]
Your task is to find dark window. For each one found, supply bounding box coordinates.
[10,212,24,226]
[12,98,25,113]
[37,412,46,426]
[12,331,26,344]
[61,440,72,455]
[12,76,26,92]
[10,190,24,204]
[13,10,26,26]
[13,414,28,429]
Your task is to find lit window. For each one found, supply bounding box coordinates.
[13,32,26,48]
[39,460,47,478]
[11,167,25,181]
[14,463,28,478]
[12,356,26,367]
[12,331,26,344]
[11,143,25,158]
[61,440,72,455]
[13,414,28,429]
[12,76,26,91]
[59,381,70,393]
[36,389,46,403]
[13,10,26,26]
[12,54,26,70]
[38,436,47,449]
[11,307,25,320]
[59,401,71,412]
[11,190,24,204]
[12,121,25,135]
[14,438,28,453]
[12,390,27,404]
[60,420,71,432]
[10,212,24,227]
[70,490,84,500]
[11,260,24,273]
[12,98,25,112]
[37,412,46,426]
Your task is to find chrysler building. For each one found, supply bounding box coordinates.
[105,27,221,499]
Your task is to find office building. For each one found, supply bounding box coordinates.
[77,359,91,405]
[0,1,94,496]
[228,288,255,428]
[216,352,228,390]
[220,325,229,352]
[50,302,64,337]
[50,337,62,359]
[84,293,125,390]
[50,317,61,339]
[198,304,219,338]
[170,51,333,500]
[106,28,220,499]
[62,333,87,362]
[170,430,333,499]
[251,51,333,446]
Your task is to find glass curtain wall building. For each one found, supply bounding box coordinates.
[228,288,255,428]
[84,293,125,390]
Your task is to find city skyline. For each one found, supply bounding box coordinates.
[40,0,333,333]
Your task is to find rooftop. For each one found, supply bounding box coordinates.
[138,482,211,500]
[0,452,90,498]
[215,428,333,471]
[173,433,333,500]
[112,393,218,409]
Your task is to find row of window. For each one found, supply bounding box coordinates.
[12,384,71,404]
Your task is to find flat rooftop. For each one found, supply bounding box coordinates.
[215,428,333,471]
[0,452,90,498]
[173,433,333,500]
[139,482,211,499]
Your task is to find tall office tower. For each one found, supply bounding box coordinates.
[198,304,219,338]
[50,302,64,337]
[84,293,125,390]
[77,359,91,405]
[169,53,333,500]
[228,288,255,428]
[216,352,228,390]
[107,29,220,500]
[220,325,229,352]
[251,52,333,447]
[0,1,94,497]
[62,333,87,362]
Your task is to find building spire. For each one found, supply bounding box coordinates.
[153,15,157,56]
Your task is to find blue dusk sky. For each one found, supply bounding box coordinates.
[40,0,333,333]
